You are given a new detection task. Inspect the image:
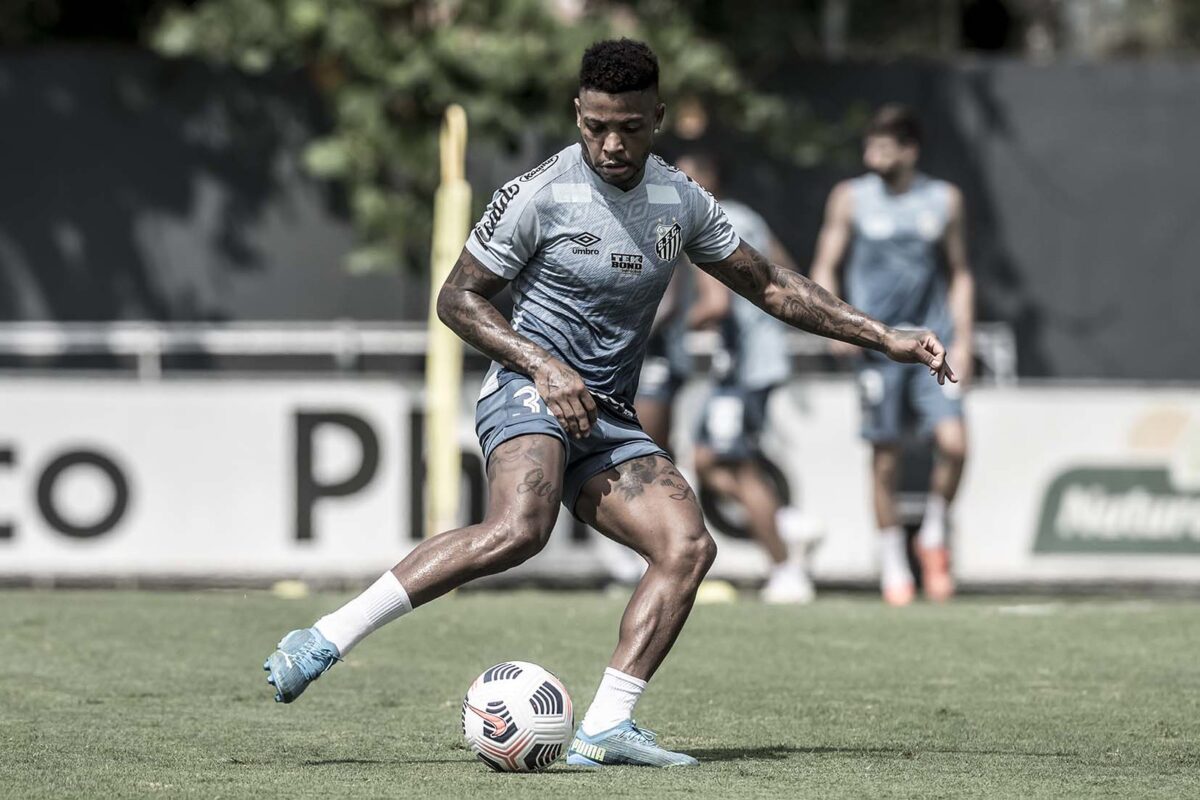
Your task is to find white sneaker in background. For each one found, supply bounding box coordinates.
[595,535,647,586]
[761,564,815,605]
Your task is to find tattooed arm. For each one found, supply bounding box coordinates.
[694,241,956,384]
[436,247,598,437]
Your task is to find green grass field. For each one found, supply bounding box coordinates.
[3,589,1199,799]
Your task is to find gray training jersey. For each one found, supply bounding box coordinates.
[845,172,954,346]
[717,199,789,390]
[467,144,740,419]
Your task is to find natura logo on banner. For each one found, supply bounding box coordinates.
[1034,468,1200,554]
[1035,409,1200,554]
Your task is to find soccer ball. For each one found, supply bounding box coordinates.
[461,661,574,772]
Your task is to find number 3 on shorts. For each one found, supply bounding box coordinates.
[514,385,545,415]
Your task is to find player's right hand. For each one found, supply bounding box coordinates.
[881,328,957,385]
[532,357,597,439]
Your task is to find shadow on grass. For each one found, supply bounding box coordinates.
[303,758,465,766]
[688,745,1078,763]
[687,745,800,762]
[299,744,1081,770]
[302,757,616,774]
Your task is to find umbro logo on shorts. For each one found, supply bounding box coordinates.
[611,253,643,273]
[570,232,601,255]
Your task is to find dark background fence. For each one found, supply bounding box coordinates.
[3,48,1197,381]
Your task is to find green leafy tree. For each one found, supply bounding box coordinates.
[152,0,843,271]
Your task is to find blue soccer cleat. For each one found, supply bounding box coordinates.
[262,628,341,703]
[566,721,699,768]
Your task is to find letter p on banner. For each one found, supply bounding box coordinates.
[295,412,380,541]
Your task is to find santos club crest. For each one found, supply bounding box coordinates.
[654,220,682,261]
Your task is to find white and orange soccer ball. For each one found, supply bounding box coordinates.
[461,661,574,772]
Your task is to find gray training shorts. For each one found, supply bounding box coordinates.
[475,374,668,515]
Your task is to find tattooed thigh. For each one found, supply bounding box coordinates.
[655,462,698,504]
[612,456,698,505]
[516,467,560,504]
[614,456,661,501]
[487,435,552,480]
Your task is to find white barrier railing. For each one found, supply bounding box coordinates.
[0,321,1019,383]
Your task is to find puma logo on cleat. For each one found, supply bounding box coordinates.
[571,739,607,761]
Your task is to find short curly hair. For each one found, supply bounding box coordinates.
[866,104,923,146]
[579,38,659,94]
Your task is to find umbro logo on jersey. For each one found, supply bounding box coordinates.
[654,221,682,261]
[570,232,601,254]
[611,253,643,273]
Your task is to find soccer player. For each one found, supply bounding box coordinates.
[675,151,819,604]
[264,42,954,767]
[810,104,974,607]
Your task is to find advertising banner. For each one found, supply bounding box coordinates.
[738,380,1200,585]
[0,380,411,579]
[954,386,1200,583]
[3,377,1200,586]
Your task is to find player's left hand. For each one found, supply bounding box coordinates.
[881,329,957,385]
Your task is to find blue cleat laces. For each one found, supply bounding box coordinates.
[263,628,341,704]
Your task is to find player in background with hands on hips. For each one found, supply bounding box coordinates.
[810,104,974,606]
[264,42,954,767]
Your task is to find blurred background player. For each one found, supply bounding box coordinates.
[634,270,692,452]
[676,151,822,605]
[810,104,974,606]
[635,225,730,454]
[620,194,728,590]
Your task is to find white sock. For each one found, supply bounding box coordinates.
[580,668,647,736]
[768,553,804,584]
[879,525,912,588]
[314,571,412,656]
[918,494,948,549]
[776,505,823,546]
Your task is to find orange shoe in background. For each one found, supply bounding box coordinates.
[918,546,955,602]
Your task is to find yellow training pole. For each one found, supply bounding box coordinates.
[424,105,471,538]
